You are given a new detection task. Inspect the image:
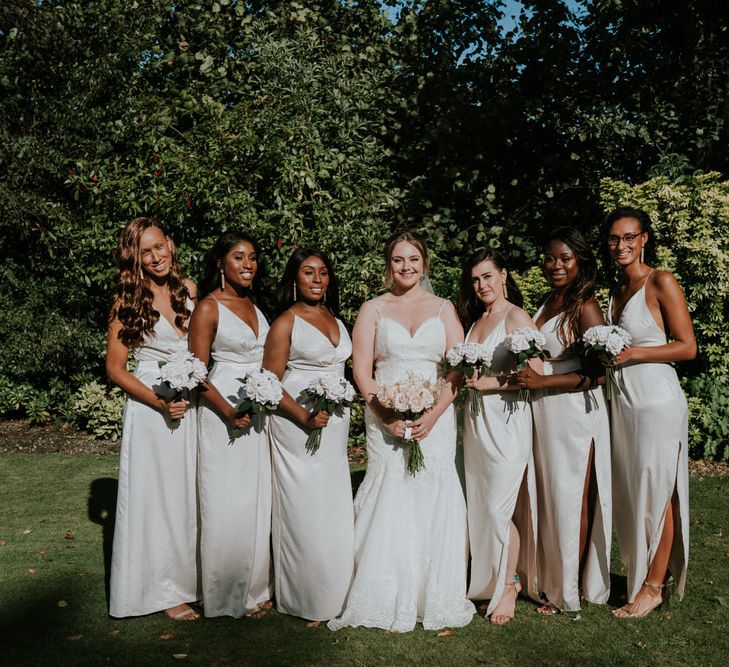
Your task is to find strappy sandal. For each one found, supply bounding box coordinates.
[164,604,200,621]
[612,580,670,619]
[490,575,522,625]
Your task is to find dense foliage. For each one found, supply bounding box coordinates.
[2,0,728,456]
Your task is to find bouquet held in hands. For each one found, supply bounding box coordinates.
[158,350,208,424]
[446,342,493,415]
[504,327,549,403]
[299,375,356,454]
[582,325,631,400]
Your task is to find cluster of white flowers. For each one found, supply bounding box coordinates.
[446,342,493,368]
[583,325,632,358]
[503,327,547,354]
[159,351,208,390]
[377,373,445,417]
[242,369,284,409]
[305,374,356,404]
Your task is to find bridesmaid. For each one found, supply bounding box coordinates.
[516,226,612,615]
[263,248,354,621]
[189,231,272,618]
[106,216,199,620]
[459,250,539,624]
[604,207,695,618]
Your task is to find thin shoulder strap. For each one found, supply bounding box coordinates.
[437,299,448,319]
[373,302,383,320]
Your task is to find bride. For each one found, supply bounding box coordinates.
[328,231,475,632]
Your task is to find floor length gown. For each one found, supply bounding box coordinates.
[269,315,354,621]
[329,304,475,632]
[463,311,539,614]
[110,312,199,617]
[530,307,612,612]
[198,301,272,617]
[608,278,689,602]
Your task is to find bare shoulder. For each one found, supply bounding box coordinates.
[581,296,606,320]
[651,269,682,292]
[267,309,295,338]
[505,305,534,331]
[436,296,457,315]
[192,294,218,318]
[184,278,198,300]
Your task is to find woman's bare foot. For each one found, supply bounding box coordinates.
[164,603,200,621]
[536,601,560,615]
[490,577,521,625]
[259,600,274,610]
[612,582,664,619]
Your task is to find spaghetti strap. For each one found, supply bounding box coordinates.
[373,302,383,320]
[436,299,448,319]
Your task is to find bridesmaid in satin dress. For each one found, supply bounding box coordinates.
[106,217,199,620]
[263,248,355,621]
[604,207,696,619]
[516,227,612,615]
[459,250,539,624]
[189,232,273,618]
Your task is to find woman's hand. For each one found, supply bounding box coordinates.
[226,407,252,430]
[464,370,491,391]
[304,409,330,430]
[615,346,640,366]
[516,366,546,390]
[410,410,438,442]
[160,397,190,421]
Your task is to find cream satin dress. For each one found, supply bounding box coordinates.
[463,310,539,613]
[197,300,272,617]
[530,307,612,612]
[269,315,355,621]
[608,278,689,602]
[110,309,199,617]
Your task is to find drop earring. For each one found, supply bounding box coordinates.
[220,269,226,290]
[502,282,508,299]
[293,284,297,301]
[640,246,645,264]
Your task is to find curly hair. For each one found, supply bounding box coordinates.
[110,216,190,348]
[544,226,597,345]
[199,231,264,299]
[458,249,524,329]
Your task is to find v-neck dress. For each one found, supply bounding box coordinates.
[110,305,199,617]
[463,312,539,613]
[269,315,355,620]
[198,301,272,617]
[608,280,689,603]
[529,305,612,612]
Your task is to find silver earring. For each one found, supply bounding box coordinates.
[220,269,225,290]
[640,246,645,263]
[502,282,508,299]
[293,284,297,301]
[322,291,327,304]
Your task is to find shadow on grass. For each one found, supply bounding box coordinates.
[608,571,628,607]
[87,478,117,610]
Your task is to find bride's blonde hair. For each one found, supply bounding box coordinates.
[383,230,429,288]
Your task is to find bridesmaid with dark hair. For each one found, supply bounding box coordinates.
[106,216,199,620]
[516,226,612,615]
[459,250,539,625]
[604,207,695,619]
[188,231,273,618]
[263,248,354,621]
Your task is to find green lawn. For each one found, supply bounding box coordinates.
[1,453,727,666]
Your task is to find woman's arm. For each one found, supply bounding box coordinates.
[517,298,606,391]
[105,310,188,420]
[188,297,251,429]
[617,271,696,365]
[262,312,329,429]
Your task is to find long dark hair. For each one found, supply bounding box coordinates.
[458,249,523,330]
[110,216,190,348]
[545,226,597,345]
[603,206,659,283]
[199,231,263,299]
[276,247,340,317]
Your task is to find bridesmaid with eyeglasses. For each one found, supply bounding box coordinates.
[604,207,696,619]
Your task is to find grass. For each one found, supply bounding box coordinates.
[1,453,728,666]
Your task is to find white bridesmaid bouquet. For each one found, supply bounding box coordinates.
[234,369,284,415]
[503,327,549,403]
[376,373,447,476]
[582,325,632,400]
[446,342,493,415]
[158,351,208,425]
[299,375,356,454]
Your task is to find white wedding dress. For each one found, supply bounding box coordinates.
[329,302,475,632]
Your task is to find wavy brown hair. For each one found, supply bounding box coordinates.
[110,216,190,348]
[384,230,429,287]
[544,226,597,345]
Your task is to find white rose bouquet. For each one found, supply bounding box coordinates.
[158,350,208,424]
[582,325,632,400]
[446,342,493,415]
[299,375,356,454]
[234,369,284,416]
[503,327,550,403]
[376,373,447,476]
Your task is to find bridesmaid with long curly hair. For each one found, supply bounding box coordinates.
[604,207,695,619]
[106,216,200,620]
[517,226,612,615]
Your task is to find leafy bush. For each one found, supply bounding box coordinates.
[600,173,729,458]
[71,381,125,441]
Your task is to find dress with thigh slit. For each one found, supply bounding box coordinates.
[608,279,689,602]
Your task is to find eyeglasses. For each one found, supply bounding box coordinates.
[607,233,642,247]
